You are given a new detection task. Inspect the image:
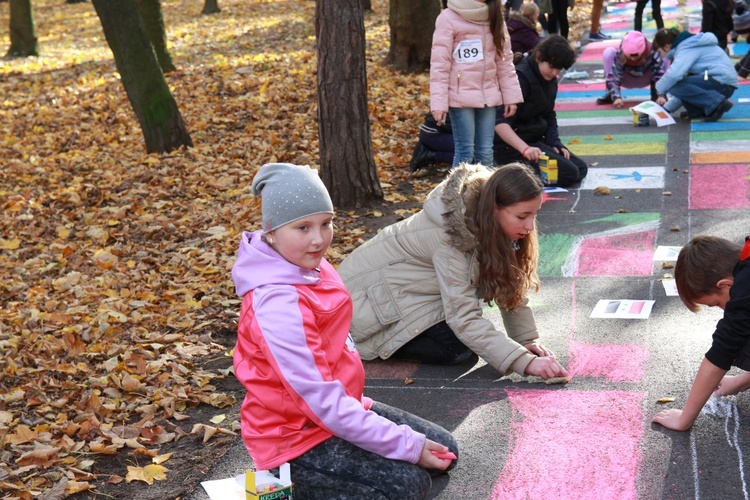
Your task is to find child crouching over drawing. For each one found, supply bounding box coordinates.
[653,235,750,431]
[232,163,457,498]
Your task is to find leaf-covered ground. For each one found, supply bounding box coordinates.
[0,0,593,497]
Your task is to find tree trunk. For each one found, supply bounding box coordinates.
[135,0,176,73]
[65,0,88,4]
[361,0,371,11]
[7,0,39,58]
[385,0,440,73]
[201,0,220,14]
[92,0,193,154]
[315,0,382,209]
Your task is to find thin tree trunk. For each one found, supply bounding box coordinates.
[135,0,176,73]
[385,0,440,73]
[315,0,382,209]
[201,0,220,14]
[92,0,193,154]
[7,0,39,57]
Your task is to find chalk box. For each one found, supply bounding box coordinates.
[246,463,293,500]
[539,154,558,185]
[632,112,649,127]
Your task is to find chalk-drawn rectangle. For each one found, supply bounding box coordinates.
[580,167,665,190]
[493,390,644,499]
[689,164,750,210]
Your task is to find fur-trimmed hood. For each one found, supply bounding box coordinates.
[508,11,537,31]
[423,164,493,253]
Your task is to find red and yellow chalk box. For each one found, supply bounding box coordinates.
[246,463,293,500]
[539,154,558,185]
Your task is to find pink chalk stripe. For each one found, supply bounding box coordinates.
[568,341,650,382]
[493,389,644,500]
[575,230,657,277]
[690,164,750,210]
[558,82,607,92]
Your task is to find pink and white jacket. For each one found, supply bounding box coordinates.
[231,230,426,469]
[430,5,523,112]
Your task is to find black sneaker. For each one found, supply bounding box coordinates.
[596,91,613,105]
[704,99,733,122]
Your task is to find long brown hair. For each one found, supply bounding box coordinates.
[474,163,541,310]
[487,0,506,55]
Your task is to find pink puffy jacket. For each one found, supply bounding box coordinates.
[430,8,523,112]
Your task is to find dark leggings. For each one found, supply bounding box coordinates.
[546,0,569,38]
[288,402,458,500]
[634,0,663,31]
[391,321,471,364]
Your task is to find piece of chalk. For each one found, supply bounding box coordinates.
[431,451,457,460]
[545,376,571,385]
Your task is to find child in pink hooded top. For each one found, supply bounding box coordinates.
[232,163,457,499]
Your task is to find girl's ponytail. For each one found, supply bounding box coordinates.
[487,0,506,55]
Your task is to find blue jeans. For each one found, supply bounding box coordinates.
[665,75,735,118]
[449,106,496,168]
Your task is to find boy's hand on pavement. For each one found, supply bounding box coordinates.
[613,98,624,108]
[653,408,693,431]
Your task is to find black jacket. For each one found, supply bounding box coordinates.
[706,237,750,370]
[495,54,563,149]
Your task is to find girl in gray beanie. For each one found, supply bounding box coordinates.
[231,163,458,499]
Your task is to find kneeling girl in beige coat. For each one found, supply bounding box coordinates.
[337,163,567,380]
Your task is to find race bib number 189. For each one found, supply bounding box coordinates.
[453,39,483,63]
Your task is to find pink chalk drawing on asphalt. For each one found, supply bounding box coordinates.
[689,164,750,210]
[564,226,657,277]
[492,389,645,500]
[567,341,650,382]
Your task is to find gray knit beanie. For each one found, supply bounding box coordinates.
[251,163,334,232]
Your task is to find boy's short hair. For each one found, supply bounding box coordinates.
[675,235,742,312]
[534,34,576,70]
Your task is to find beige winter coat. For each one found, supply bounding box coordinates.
[337,165,539,375]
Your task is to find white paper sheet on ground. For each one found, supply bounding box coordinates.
[662,279,678,296]
[653,245,682,261]
[631,100,676,127]
[201,474,245,500]
[579,166,665,190]
[590,299,655,319]
[740,98,750,103]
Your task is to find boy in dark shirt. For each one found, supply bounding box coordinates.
[653,235,750,430]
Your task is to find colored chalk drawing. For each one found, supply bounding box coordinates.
[567,341,650,381]
[580,167,665,190]
[689,164,750,210]
[539,215,660,277]
[493,390,645,499]
[564,223,659,277]
[700,397,749,498]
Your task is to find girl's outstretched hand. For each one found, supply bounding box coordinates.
[525,356,568,379]
[524,342,554,357]
[418,439,453,470]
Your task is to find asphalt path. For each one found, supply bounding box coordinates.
[188,0,750,497]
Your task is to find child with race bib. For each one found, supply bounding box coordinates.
[430,0,523,169]
[232,163,458,499]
